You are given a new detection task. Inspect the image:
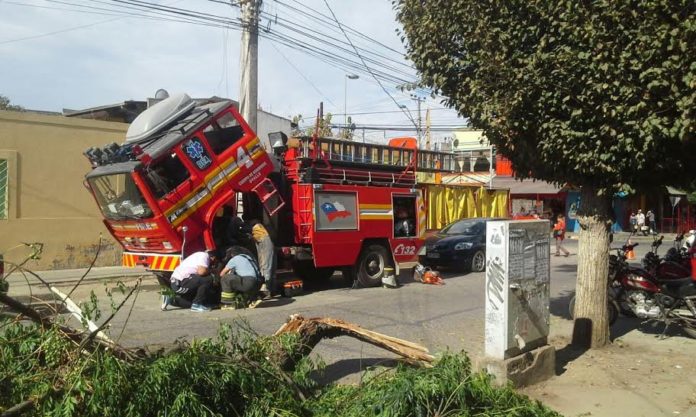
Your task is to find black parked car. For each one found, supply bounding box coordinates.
[419,217,504,272]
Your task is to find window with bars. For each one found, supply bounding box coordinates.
[0,159,7,219]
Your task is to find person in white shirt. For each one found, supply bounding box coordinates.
[162,250,219,312]
[636,209,646,231]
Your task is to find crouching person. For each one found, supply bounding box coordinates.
[219,246,263,309]
[161,250,219,312]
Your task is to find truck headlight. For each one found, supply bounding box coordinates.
[454,242,473,250]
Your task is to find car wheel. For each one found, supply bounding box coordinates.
[470,250,485,272]
[357,244,391,287]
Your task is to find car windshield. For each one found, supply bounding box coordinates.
[442,220,482,235]
[88,173,153,220]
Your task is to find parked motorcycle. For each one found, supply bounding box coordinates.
[642,234,692,281]
[569,239,696,338]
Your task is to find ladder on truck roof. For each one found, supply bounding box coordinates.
[288,136,457,187]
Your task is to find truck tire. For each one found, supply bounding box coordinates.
[356,244,391,288]
[292,260,335,282]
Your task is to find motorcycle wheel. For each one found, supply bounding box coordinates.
[568,294,618,326]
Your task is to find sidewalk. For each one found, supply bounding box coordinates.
[566,231,677,243]
[524,315,696,417]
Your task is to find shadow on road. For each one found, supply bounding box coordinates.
[313,357,402,385]
[554,343,588,376]
[553,264,578,273]
[610,317,695,340]
[549,291,574,320]
[255,297,295,308]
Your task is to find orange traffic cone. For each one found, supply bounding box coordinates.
[626,239,635,260]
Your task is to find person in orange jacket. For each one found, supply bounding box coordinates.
[553,214,570,257]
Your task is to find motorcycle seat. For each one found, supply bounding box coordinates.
[659,279,696,298]
[658,277,692,287]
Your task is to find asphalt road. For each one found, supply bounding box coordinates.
[7,239,664,383]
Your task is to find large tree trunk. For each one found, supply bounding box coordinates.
[571,186,613,348]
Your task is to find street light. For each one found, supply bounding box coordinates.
[344,74,359,135]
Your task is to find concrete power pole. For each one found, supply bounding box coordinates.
[239,0,261,133]
[425,108,431,150]
[411,94,425,148]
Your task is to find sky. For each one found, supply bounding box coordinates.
[0,0,466,144]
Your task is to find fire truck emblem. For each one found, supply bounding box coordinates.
[184,138,212,170]
[320,202,351,222]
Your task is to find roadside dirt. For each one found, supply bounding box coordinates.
[522,316,696,417]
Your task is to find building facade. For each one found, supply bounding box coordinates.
[1,97,293,270]
[0,110,127,270]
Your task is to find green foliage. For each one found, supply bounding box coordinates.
[0,94,24,111]
[306,113,335,137]
[0,318,560,417]
[291,114,305,136]
[394,0,696,194]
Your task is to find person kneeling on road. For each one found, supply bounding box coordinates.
[161,250,219,312]
[219,246,263,309]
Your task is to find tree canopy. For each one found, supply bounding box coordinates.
[395,0,696,194]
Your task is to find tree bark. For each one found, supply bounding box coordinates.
[274,314,434,370]
[571,186,612,348]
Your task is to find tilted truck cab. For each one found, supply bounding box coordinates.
[84,93,458,286]
[84,93,281,275]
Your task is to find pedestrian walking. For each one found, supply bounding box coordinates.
[553,214,570,257]
[629,211,637,233]
[636,209,647,235]
[647,210,657,234]
[161,250,219,312]
[250,220,277,297]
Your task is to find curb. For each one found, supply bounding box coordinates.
[6,266,153,285]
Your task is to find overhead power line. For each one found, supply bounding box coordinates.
[320,0,419,132]
[2,0,437,99]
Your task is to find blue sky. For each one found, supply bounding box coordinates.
[0,0,465,142]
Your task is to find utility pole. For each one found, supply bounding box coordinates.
[425,108,431,150]
[239,0,261,133]
[411,94,425,148]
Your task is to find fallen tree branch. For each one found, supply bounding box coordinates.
[0,292,53,329]
[274,314,434,370]
[78,278,142,351]
[0,399,36,417]
[0,291,144,362]
[65,234,102,300]
[49,285,113,344]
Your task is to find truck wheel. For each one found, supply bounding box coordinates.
[357,244,391,287]
[292,260,334,281]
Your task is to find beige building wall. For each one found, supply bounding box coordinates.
[0,110,128,270]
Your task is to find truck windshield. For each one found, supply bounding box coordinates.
[88,173,153,220]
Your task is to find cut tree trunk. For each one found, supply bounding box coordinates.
[571,186,612,348]
[274,314,434,370]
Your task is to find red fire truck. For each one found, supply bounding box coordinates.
[83,93,456,287]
